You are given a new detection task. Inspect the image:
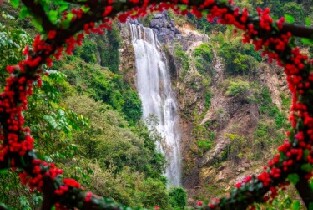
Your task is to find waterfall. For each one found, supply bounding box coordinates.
[129,24,181,186]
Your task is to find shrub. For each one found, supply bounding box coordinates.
[61,57,142,123]
[225,79,250,96]
[204,91,211,109]
[218,36,260,75]
[169,187,187,210]
[193,43,214,75]
[75,39,97,63]
[197,139,213,151]
[257,87,286,129]
[174,43,190,77]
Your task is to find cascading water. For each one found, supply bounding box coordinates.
[129,24,181,186]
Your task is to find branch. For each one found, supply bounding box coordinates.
[295,175,313,209]
[20,0,57,32]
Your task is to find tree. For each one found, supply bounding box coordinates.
[0,0,313,209]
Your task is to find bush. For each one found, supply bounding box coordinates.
[225,79,250,96]
[197,139,213,151]
[193,43,214,75]
[282,2,305,24]
[204,91,211,109]
[75,39,97,63]
[169,187,187,210]
[218,36,260,75]
[174,43,190,77]
[61,57,142,123]
[225,133,246,160]
[257,87,286,129]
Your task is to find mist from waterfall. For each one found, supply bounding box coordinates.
[129,24,181,186]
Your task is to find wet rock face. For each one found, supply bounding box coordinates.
[118,24,136,88]
[149,12,180,43]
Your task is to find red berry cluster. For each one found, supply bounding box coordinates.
[0,0,313,209]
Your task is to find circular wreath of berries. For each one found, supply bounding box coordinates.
[1,0,313,209]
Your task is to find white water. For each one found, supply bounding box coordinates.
[129,24,181,186]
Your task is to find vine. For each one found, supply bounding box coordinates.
[1,0,313,209]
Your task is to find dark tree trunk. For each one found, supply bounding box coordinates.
[295,177,313,209]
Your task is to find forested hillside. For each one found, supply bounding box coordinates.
[0,0,313,209]
[0,3,186,210]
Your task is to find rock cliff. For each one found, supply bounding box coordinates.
[117,13,290,203]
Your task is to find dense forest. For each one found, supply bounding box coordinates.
[0,0,313,209]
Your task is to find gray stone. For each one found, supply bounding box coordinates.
[128,19,139,25]
[150,19,161,28]
[154,13,164,19]
[147,12,181,44]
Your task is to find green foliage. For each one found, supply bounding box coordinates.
[0,170,41,209]
[186,13,226,33]
[256,87,287,129]
[255,189,302,210]
[215,29,261,75]
[59,56,142,123]
[174,43,190,77]
[225,79,250,96]
[100,27,120,72]
[8,0,88,31]
[0,10,171,208]
[219,42,259,75]
[225,133,246,160]
[169,187,187,210]
[0,17,31,87]
[287,174,300,185]
[280,92,291,111]
[75,39,97,63]
[253,119,285,160]
[63,95,160,175]
[193,43,214,75]
[283,3,305,24]
[197,139,213,151]
[74,24,121,71]
[204,91,211,109]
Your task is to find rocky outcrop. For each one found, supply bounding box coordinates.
[258,63,288,111]
[118,24,136,88]
[149,12,180,43]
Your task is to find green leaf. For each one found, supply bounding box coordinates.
[43,115,58,129]
[301,38,313,45]
[285,14,295,24]
[301,163,313,172]
[48,10,59,24]
[0,203,8,209]
[81,5,90,13]
[19,7,30,19]
[61,13,74,29]
[178,5,188,10]
[305,149,310,159]
[0,169,8,174]
[58,109,65,116]
[305,17,311,27]
[280,152,287,161]
[291,200,300,210]
[310,180,313,191]
[58,3,69,13]
[287,173,300,185]
[10,0,19,8]
[201,10,209,16]
[31,18,43,32]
